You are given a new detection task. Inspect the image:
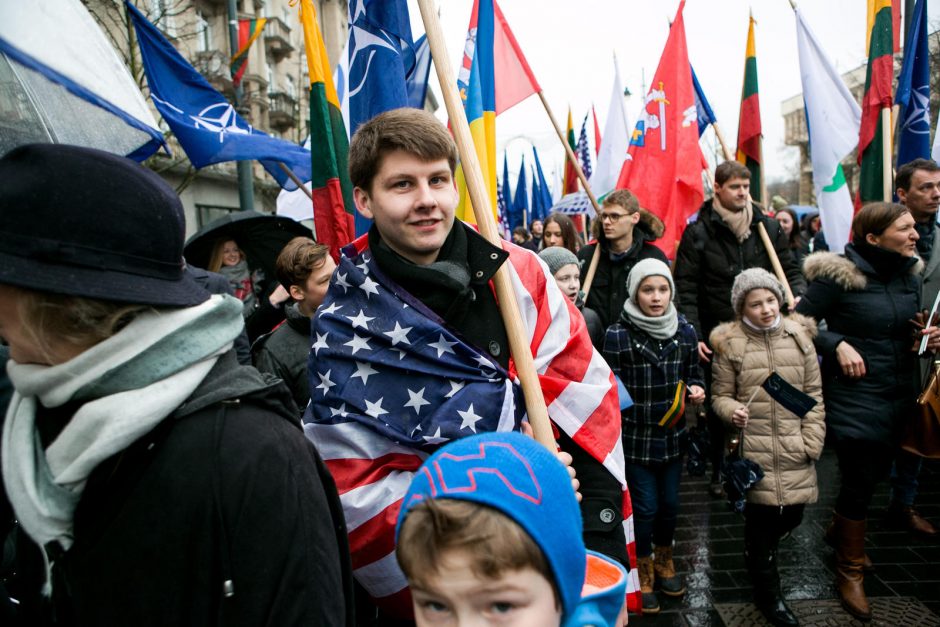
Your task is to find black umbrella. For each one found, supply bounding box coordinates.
[721,429,764,514]
[685,408,710,477]
[184,211,313,282]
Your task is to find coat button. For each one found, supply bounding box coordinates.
[490,252,500,260]
[488,341,501,357]
[599,508,616,524]
[475,270,484,278]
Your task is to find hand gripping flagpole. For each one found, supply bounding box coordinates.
[417,0,555,450]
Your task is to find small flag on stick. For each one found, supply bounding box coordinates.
[761,371,817,418]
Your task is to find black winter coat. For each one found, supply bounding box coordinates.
[795,246,922,443]
[253,302,312,412]
[674,201,805,340]
[577,222,668,330]
[4,353,354,627]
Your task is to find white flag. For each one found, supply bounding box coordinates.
[590,56,630,198]
[933,105,940,163]
[796,8,861,254]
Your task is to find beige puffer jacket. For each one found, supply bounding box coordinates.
[709,313,826,506]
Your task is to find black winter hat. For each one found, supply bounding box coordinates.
[0,144,208,307]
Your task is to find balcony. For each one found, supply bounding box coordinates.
[263,17,294,62]
[268,91,297,131]
[193,49,232,94]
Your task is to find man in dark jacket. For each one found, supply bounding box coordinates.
[578,189,668,331]
[253,237,336,412]
[303,108,633,624]
[673,160,805,495]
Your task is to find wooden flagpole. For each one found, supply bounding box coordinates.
[417,0,555,450]
[278,163,314,201]
[535,92,607,299]
[711,121,735,162]
[882,107,893,201]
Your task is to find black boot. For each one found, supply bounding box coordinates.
[745,538,799,627]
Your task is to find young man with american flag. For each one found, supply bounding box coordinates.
[302,108,639,624]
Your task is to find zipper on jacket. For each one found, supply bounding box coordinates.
[764,330,785,505]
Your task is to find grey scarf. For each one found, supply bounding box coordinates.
[623,300,679,340]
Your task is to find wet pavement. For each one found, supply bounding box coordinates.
[638,449,940,625]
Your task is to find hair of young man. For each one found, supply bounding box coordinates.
[275,236,330,288]
[207,238,243,273]
[348,108,459,194]
[512,226,531,240]
[714,161,751,186]
[601,189,640,213]
[852,202,910,243]
[12,286,151,363]
[396,498,559,605]
[895,158,940,192]
[543,212,582,253]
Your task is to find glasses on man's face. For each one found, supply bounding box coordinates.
[599,212,631,223]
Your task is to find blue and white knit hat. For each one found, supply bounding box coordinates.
[396,431,586,619]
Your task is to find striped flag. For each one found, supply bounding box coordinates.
[230,18,266,88]
[304,234,640,616]
[455,0,540,225]
[563,108,579,195]
[576,111,594,181]
[736,14,762,203]
[298,0,355,259]
[856,0,894,206]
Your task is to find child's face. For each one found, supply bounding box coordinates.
[291,255,337,316]
[742,288,780,328]
[635,275,671,317]
[552,263,580,303]
[411,549,561,627]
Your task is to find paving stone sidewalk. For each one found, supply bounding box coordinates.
[638,449,940,626]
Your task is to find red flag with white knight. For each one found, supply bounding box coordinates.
[615,0,703,258]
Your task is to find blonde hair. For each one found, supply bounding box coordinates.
[208,238,243,273]
[12,287,151,363]
[396,498,556,601]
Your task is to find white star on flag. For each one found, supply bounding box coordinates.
[335,272,352,293]
[364,397,388,419]
[457,403,483,432]
[357,259,370,275]
[383,321,412,346]
[351,361,379,385]
[344,334,372,354]
[359,276,380,298]
[422,426,448,445]
[329,403,349,418]
[320,301,343,316]
[404,387,431,415]
[445,380,465,398]
[428,334,458,358]
[347,310,375,330]
[311,332,329,356]
[394,349,407,360]
[316,370,335,395]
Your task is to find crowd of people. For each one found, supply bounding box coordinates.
[1,109,939,627]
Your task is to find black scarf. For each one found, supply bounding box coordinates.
[368,223,473,319]
[851,240,915,280]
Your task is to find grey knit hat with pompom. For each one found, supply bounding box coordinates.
[730,268,784,316]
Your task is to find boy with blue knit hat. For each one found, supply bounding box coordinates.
[396,431,627,627]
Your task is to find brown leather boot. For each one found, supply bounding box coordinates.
[885,502,939,537]
[637,556,660,613]
[653,544,686,597]
[833,513,871,621]
[825,520,874,572]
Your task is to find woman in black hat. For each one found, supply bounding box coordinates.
[0,144,353,626]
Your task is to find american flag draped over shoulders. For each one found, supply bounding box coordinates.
[303,230,640,615]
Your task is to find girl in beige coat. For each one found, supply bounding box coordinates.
[709,268,826,627]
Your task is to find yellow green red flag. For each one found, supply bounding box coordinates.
[857,0,894,206]
[736,15,762,203]
[297,0,354,258]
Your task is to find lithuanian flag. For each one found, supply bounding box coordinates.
[230,18,266,88]
[736,15,762,203]
[857,0,894,206]
[298,0,354,258]
[563,107,578,195]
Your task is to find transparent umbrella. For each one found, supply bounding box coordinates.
[0,0,164,159]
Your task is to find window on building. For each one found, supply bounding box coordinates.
[285,75,296,99]
[267,63,275,94]
[196,11,211,53]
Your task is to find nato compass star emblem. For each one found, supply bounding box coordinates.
[190,103,252,143]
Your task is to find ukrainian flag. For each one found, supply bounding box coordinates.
[455,0,497,225]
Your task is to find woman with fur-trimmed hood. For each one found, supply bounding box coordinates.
[710,268,825,627]
[795,202,940,622]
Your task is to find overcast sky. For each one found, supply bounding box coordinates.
[407,0,940,190]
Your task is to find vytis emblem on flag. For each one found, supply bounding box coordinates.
[648,81,670,151]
